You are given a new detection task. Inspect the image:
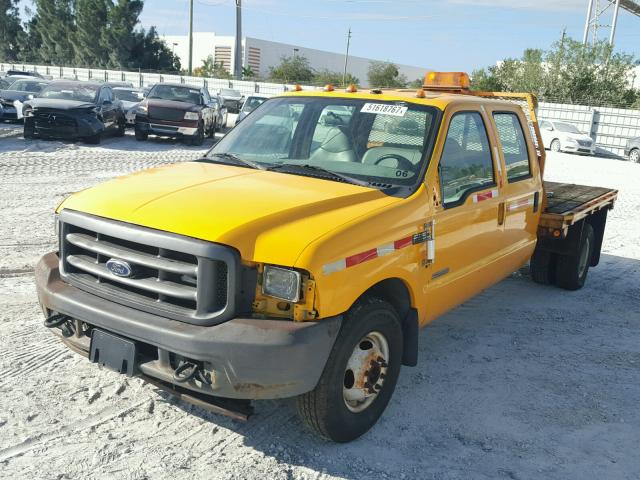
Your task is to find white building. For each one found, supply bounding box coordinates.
[163,32,428,86]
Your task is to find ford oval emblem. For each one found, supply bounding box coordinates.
[106,258,133,278]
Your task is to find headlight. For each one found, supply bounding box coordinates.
[24,108,34,117]
[136,105,148,114]
[184,112,200,121]
[262,266,301,302]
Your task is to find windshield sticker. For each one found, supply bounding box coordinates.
[361,103,408,117]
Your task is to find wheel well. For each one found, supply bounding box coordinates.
[362,278,412,319]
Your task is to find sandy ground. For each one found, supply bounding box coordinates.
[0,121,639,480]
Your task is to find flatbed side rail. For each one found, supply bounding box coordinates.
[470,91,546,178]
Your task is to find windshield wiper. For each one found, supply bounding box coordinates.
[267,163,370,187]
[197,153,267,171]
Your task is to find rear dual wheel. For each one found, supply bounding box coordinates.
[297,298,402,442]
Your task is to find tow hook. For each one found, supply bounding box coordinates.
[44,313,71,329]
[173,361,212,385]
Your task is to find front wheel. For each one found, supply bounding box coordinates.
[84,132,101,145]
[296,298,402,442]
[115,118,126,137]
[630,149,640,163]
[134,128,148,141]
[550,139,561,152]
[24,118,35,139]
[188,124,205,146]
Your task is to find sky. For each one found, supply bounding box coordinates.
[20,0,640,71]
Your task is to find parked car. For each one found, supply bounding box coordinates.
[236,95,270,124]
[106,81,135,88]
[219,88,244,113]
[539,119,595,155]
[134,83,218,145]
[113,87,145,127]
[2,69,45,79]
[624,136,640,163]
[210,95,229,130]
[23,80,126,144]
[0,78,50,122]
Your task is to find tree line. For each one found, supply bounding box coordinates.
[471,35,640,107]
[1,0,181,72]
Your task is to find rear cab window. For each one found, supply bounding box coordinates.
[493,112,532,182]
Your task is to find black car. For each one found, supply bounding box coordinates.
[624,136,640,163]
[218,88,244,113]
[0,78,50,121]
[134,83,218,145]
[23,81,126,144]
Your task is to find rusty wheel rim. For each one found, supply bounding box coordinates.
[343,331,389,413]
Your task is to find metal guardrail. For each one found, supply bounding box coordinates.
[0,62,322,98]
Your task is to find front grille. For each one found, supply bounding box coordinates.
[577,139,592,147]
[59,210,241,326]
[35,111,76,127]
[149,106,185,122]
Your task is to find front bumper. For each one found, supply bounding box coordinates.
[36,252,341,400]
[563,143,595,155]
[27,114,104,139]
[135,120,198,137]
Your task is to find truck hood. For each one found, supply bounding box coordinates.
[58,162,400,266]
[25,98,95,110]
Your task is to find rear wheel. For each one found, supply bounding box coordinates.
[209,119,216,137]
[630,148,640,163]
[296,297,402,442]
[530,247,557,285]
[556,223,595,291]
[550,139,561,152]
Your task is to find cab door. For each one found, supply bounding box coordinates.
[490,109,542,264]
[424,108,507,321]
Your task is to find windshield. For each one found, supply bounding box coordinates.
[114,89,144,102]
[221,89,241,97]
[555,122,581,134]
[206,97,439,192]
[8,80,48,93]
[148,85,201,104]
[40,83,99,102]
[243,97,267,111]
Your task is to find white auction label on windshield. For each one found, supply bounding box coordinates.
[361,103,408,117]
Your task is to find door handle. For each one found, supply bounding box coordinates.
[498,202,505,226]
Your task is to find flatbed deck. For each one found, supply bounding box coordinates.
[539,181,618,234]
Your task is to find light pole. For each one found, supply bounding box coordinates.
[343,28,352,86]
[234,0,243,80]
[188,0,194,75]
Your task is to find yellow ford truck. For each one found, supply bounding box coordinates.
[36,72,618,442]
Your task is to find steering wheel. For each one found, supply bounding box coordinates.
[373,154,415,172]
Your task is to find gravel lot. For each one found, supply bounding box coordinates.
[0,121,639,480]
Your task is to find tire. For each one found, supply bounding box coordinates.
[550,139,561,152]
[23,119,35,139]
[189,124,205,146]
[296,297,403,442]
[556,223,595,291]
[134,128,148,141]
[530,247,557,285]
[115,118,126,137]
[84,132,101,145]
[630,149,640,163]
[209,120,216,137]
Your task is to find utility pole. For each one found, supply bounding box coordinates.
[234,0,243,80]
[343,28,352,87]
[583,0,594,45]
[610,0,622,45]
[188,0,194,75]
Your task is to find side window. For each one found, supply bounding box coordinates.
[493,113,532,182]
[440,112,495,206]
